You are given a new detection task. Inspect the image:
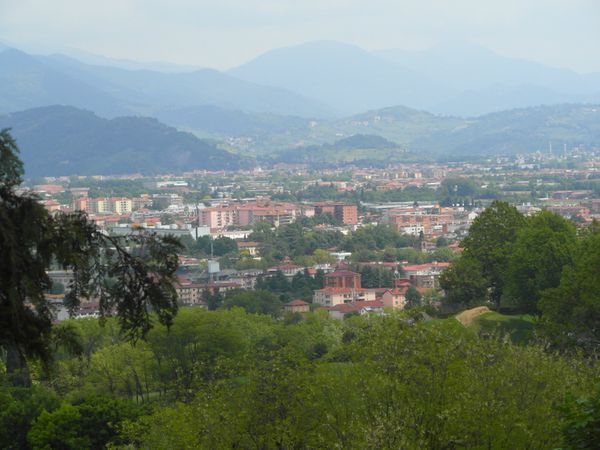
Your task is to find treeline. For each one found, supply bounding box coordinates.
[231,222,458,271]
[441,200,600,355]
[2,309,599,448]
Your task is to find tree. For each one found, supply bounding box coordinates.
[313,249,335,265]
[503,211,576,314]
[435,236,449,248]
[357,266,393,288]
[440,257,488,310]
[0,129,181,386]
[428,247,457,263]
[560,385,600,449]
[439,177,478,206]
[27,395,142,450]
[223,290,283,317]
[27,404,90,449]
[538,230,600,354]
[405,286,422,307]
[204,288,223,311]
[0,385,60,450]
[460,201,525,308]
[212,236,238,256]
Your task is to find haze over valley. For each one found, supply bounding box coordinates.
[2,40,600,174]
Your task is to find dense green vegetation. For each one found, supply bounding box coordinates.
[2,309,598,449]
[239,221,433,268]
[441,200,600,356]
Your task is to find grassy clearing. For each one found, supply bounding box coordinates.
[470,311,535,344]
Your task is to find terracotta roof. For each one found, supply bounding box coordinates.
[349,300,384,308]
[238,241,259,247]
[285,299,309,306]
[403,262,450,271]
[384,288,408,295]
[316,287,379,294]
[324,270,360,277]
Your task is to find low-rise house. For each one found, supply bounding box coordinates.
[381,288,408,309]
[284,299,310,314]
[238,241,260,256]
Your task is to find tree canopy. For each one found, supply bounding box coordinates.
[0,129,181,386]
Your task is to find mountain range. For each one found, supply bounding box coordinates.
[270,104,600,163]
[0,48,332,119]
[3,104,599,176]
[230,41,600,116]
[2,40,600,120]
[2,40,600,174]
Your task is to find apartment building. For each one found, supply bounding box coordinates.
[313,287,377,307]
[199,206,237,230]
[111,197,133,215]
[312,202,358,225]
[78,197,132,215]
[199,201,301,230]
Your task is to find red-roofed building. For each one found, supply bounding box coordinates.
[284,299,310,314]
[324,270,361,289]
[33,184,65,194]
[382,288,408,309]
[402,262,450,289]
[394,278,412,288]
[238,241,260,256]
[312,202,358,225]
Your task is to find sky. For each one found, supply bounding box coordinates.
[0,0,599,72]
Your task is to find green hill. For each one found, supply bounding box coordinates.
[414,104,600,156]
[262,104,600,162]
[0,105,248,176]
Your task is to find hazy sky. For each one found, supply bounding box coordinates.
[1,0,599,72]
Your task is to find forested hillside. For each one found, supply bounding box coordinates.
[0,106,247,176]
